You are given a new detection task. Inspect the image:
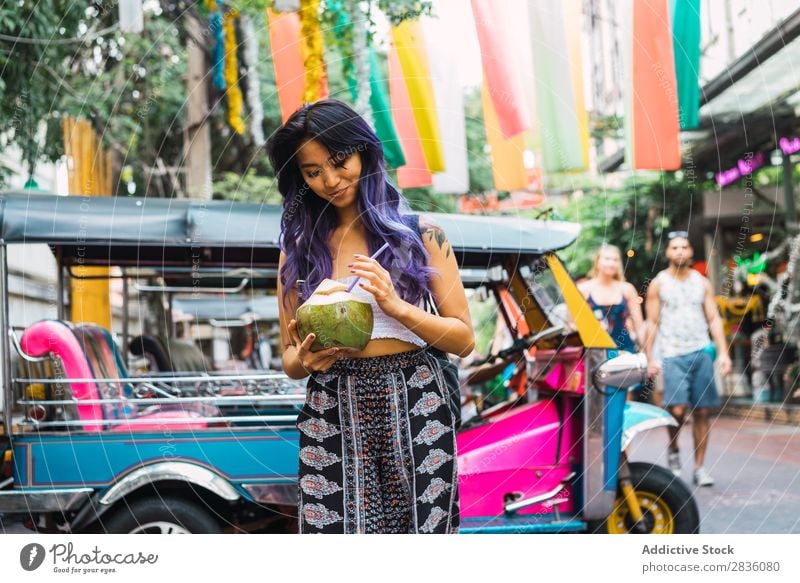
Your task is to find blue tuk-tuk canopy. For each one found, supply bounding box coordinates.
[173,296,279,322]
[0,193,580,268]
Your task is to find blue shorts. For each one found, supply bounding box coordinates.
[662,348,721,409]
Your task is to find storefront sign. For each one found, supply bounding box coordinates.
[715,151,766,187]
[779,136,800,156]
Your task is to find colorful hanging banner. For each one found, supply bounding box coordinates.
[527,0,588,173]
[267,8,328,122]
[389,48,432,188]
[350,3,372,124]
[223,10,245,135]
[273,0,299,11]
[671,0,701,130]
[299,0,327,103]
[422,17,468,194]
[391,20,445,174]
[369,49,406,168]
[240,14,265,146]
[208,1,226,91]
[471,0,530,139]
[324,1,356,100]
[482,79,528,191]
[623,0,682,170]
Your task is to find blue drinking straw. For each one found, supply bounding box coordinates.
[346,242,390,292]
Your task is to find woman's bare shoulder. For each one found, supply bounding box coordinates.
[622,281,638,298]
[418,215,444,234]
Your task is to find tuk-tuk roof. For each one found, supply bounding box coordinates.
[173,295,279,322]
[0,193,580,268]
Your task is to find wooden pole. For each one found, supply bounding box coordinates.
[183,14,213,200]
[63,115,112,329]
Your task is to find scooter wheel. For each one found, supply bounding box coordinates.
[590,462,700,534]
[97,496,222,534]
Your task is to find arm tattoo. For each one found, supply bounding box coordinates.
[421,225,451,258]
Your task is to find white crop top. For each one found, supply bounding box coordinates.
[334,275,427,347]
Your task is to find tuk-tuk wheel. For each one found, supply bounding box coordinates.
[594,462,700,534]
[99,496,222,534]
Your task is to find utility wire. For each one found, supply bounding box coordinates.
[0,24,119,46]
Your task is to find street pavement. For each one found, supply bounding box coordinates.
[3,415,798,534]
[628,415,800,533]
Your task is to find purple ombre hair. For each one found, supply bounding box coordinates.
[267,99,437,310]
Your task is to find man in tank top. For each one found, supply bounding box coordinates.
[644,231,731,487]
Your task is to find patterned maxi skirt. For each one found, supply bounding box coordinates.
[296,347,459,534]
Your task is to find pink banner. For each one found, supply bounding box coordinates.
[471,0,530,139]
[389,48,432,189]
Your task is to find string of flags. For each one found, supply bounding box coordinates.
[121,0,699,192]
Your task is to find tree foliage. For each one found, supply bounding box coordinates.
[0,1,85,178]
[559,172,700,290]
[0,0,439,196]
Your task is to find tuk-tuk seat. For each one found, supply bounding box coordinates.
[20,320,214,432]
[129,334,209,373]
[129,335,171,372]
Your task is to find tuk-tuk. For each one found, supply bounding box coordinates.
[0,193,698,534]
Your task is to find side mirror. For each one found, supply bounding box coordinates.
[593,352,648,390]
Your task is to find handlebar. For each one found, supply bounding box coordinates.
[472,325,565,367]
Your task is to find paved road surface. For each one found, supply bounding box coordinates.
[628,415,800,533]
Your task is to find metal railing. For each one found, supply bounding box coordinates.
[12,371,307,432]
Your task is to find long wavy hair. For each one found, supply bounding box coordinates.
[267,99,436,309]
[588,244,627,281]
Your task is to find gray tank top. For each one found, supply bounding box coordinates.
[656,269,711,358]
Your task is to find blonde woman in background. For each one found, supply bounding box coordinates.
[578,245,647,389]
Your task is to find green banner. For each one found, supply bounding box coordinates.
[368,48,406,169]
[672,0,702,130]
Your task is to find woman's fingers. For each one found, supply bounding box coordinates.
[304,346,339,366]
[300,331,316,352]
[349,269,382,290]
[288,319,302,346]
[353,254,389,273]
[315,355,339,372]
[304,351,340,373]
[350,259,389,279]
[356,280,380,295]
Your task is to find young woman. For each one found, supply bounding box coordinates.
[578,244,646,355]
[267,99,475,534]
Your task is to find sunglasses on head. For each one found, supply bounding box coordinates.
[667,230,689,240]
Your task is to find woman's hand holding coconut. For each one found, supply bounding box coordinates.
[286,318,358,374]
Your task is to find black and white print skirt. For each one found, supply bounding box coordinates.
[296,347,459,534]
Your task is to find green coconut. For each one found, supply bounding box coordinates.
[296,278,374,352]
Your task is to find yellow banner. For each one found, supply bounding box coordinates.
[481,81,528,191]
[391,20,445,173]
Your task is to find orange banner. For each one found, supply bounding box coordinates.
[628,0,681,170]
[267,8,328,122]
